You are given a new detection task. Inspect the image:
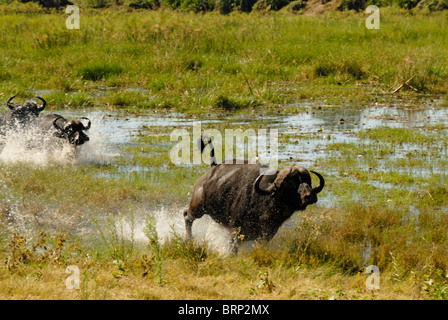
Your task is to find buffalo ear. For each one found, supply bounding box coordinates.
[81,117,91,130]
[254,170,278,195]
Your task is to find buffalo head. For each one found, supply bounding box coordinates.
[53,116,91,146]
[5,95,46,127]
[254,166,325,211]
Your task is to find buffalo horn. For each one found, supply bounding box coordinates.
[310,171,325,194]
[36,97,47,111]
[7,95,16,110]
[254,174,277,195]
[52,116,65,131]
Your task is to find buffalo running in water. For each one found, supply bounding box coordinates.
[0,95,46,133]
[34,114,91,154]
[183,136,325,252]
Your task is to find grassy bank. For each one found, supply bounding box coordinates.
[0,201,447,300]
[0,6,447,112]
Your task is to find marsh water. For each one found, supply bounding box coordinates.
[44,100,448,183]
[5,100,446,202]
[1,99,447,253]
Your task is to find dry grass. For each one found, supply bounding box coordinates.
[0,254,420,300]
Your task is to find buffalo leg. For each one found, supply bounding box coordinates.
[183,209,194,241]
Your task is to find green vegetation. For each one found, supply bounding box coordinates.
[78,63,124,82]
[0,5,447,113]
[12,0,448,12]
[0,109,447,299]
[0,3,447,300]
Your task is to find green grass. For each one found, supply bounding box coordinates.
[0,4,447,300]
[0,6,447,112]
[78,62,124,82]
[359,127,448,145]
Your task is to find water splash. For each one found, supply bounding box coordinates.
[0,113,116,167]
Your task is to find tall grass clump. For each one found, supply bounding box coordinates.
[283,203,448,276]
[94,213,135,264]
[5,231,68,272]
[143,215,165,285]
[78,63,124,82]
[214,95,259,110]
[164,226,207,271]
[314,59,366,81]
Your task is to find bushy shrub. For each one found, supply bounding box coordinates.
[78,63,123,81]
[180,0,214,12]
[282,0,307,12]
[339,0,366,10]
[416,0,448,9]
[161,0,182,8]
[86,0,116,7]
[18,0,72,8]
[235,0,259,11]
[129,0,160,8]
[396,0,421,8]
[214,0,234,13]
[252,0,292,11]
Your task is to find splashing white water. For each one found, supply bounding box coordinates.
[0,113,116,166]
[0,111,240,255]
[117,205,237,256]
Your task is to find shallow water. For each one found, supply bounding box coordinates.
[1,101,447,252]
[4,104,447,169]
[9,102,444,189]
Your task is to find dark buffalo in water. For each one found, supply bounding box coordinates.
[0,95,46,131]
[183,136,325,250]
[36,114,91,148]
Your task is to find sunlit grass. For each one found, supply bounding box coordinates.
[0,5,447,300]
[0,7,447,111]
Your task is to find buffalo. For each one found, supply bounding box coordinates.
[36,114,91,149]
[183,136,325,252]
[0,95,46,131]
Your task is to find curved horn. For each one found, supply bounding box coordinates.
[7,95,16,110]
[310,171,325,194]
[36,97,46,111]
[53,116,65,131]
[254,174,277,195]
[80,117,91,130]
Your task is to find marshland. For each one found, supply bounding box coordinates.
[0,0,447,300]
